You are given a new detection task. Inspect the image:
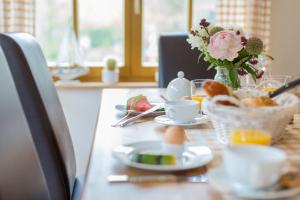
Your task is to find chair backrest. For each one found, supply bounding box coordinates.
[0,46,56,199]
[158,33,216,88]
[0,33,76,199]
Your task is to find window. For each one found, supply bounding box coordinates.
[36,0,72,62]
[192,0,217,26]
[142,0,187,67]
[36,0,217,81]
[78,0,124,65]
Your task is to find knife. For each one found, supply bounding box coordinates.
[119,104,163,127]
[268,78,300,98]
[107,174,208,183]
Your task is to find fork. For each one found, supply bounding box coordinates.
[111,110,134,127]
[118,104,163,127]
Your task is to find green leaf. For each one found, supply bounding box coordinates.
[239,48,250,58]
[207,63,215,70]
[228,68,240,89]
[265,54,274,60]
[197,52,204,64]
[242,64,257,82]
[234,56,251,68]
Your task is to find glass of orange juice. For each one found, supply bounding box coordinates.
[191,79,211,110]
[230,129,271,146]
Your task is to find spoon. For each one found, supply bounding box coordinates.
[160,94,170,103]
[268,78,300,98]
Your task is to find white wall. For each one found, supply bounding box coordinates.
[57,88,102,176]
[269,0,300,78]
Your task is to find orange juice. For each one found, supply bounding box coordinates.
[262,87,277,93]
[191,95,205,110]
[230,129,271,145]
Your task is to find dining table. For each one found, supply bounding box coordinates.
[81,88,300,200]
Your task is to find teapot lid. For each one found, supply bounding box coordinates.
[172,71,189,83]
[167,71,190,88]
[177,71,184,79]
[166,71,191,100]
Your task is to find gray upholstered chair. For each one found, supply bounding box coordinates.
[0,33,82,200]
[158,33,216,88]
[0,46,58,199]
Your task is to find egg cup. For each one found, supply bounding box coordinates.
[162,143,185,158]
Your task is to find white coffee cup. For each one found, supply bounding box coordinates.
[223,145,286,189]
[165,100,199,123]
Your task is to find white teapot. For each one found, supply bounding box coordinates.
[166,71,191,101]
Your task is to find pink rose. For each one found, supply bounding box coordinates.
[207,30,243,61]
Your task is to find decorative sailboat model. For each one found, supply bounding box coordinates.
[51,27,89,82]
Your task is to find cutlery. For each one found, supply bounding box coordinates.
[268,78,300,98]
[111,110,134,127]
[108,174,208,183]
[119,104,163,127]
[160,94,170,103]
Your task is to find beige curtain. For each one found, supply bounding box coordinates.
[217,0,271,50]
[0,0,35,35]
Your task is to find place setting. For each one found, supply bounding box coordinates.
[112,71,209,128]
[154,97,208,127]
[112,126,213,172]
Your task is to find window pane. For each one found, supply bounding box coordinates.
[142,0,188,67]
[192,0,217,26]
[36,0,71,63]
[79,0,124,65]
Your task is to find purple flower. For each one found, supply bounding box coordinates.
[237,68,248,76]
[199,19,210,28]
[249,59,258,65]
[241,37,247,46]
[256,70,264,79]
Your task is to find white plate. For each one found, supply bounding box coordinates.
[154,114,208,126]
[113,141,213,171]
[208,166,300,199]
[115,103,165,116]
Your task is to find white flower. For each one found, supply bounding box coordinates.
[187,34,204,50]
[193,24,210,37]
[187,24,210,50]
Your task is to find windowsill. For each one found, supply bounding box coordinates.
[54,81,158,89]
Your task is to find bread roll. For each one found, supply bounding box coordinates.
[241,96,277,108]
[202,80,232,97]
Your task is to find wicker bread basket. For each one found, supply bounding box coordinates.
[202,91,300,144]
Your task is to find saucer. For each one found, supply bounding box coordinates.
[154,114,208,127]
[208,166,300,199]
[113,141,213,171]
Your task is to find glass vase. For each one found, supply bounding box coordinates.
[214,67,240,89]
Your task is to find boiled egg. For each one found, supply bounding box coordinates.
[164,126,186,145]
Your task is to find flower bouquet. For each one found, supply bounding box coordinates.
[187,18,273,89]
